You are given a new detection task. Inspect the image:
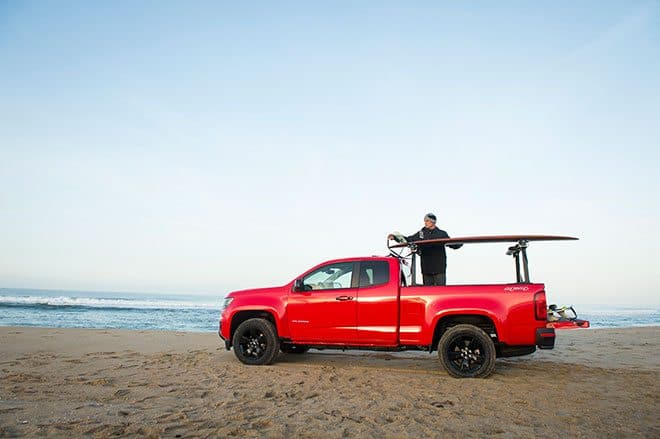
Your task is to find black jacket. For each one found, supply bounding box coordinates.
[406,227,461,274]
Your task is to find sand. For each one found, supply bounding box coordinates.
[0,326,658,438]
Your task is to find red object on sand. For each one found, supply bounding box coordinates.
[548,319,590,329]
[217,234,586,378]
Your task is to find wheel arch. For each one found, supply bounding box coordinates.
[431,313,499,352]
[229,310,278,346]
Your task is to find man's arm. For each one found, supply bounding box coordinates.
[406,231,422,242]
[441,230,462,249]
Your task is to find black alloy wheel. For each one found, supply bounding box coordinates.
[438,324,496,378]
[232,318,280,365]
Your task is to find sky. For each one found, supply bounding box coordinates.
[1,1,659,307]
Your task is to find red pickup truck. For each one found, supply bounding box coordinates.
[218,235,584,378]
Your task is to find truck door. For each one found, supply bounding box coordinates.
[356,260,399,345]
[288,261,358,343]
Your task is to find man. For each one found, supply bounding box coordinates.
[389,213,462,286]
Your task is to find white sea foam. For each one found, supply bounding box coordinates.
[579,308,659,316]
[0,295,218,310]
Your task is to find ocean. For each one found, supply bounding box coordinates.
[0,288,221,333]
[0,288,658,332]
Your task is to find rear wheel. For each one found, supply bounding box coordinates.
[232,318,280,365]
[438,324,496,378]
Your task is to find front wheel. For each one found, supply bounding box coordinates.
[438,324,496,378]
[232,318,280,365]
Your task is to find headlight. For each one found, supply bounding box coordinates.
[220,297,234,312]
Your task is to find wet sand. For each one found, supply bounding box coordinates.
[0,326,658,438]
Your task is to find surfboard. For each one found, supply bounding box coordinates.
[388,234,578,248]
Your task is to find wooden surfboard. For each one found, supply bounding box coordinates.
[389,234,578,248]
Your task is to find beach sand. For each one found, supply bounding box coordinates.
[1,326,658,438]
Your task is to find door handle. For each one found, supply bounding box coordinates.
[335,295,354,301]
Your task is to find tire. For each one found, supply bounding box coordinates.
[280,344,310,354]
[438,324,496,378]
[232,318,280,365]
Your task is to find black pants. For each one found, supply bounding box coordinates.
[422,273,446,286]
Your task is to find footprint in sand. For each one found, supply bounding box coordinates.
[114,389,130,397]
[5,373,46,383]
[133,395,158,403]
[86,377,115,386]
[431,400,454,408]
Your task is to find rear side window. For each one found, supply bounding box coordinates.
[358,261,390,287]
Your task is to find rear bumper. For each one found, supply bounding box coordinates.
[536,327,556,350]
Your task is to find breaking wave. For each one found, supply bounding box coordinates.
[0,295,217,310]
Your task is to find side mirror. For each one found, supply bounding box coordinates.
[293,279,304,292]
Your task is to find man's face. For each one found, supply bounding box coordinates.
[424,218,436,229]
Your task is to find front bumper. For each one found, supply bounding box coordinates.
[218,319,225,340]
[218,320,231,350]
[536,327,556,350]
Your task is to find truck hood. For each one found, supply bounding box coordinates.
[227,286,286,298]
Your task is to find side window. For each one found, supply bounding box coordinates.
[359,261,390,287]
[303,262,354,290]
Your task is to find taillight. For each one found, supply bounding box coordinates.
[534,291,547,320]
